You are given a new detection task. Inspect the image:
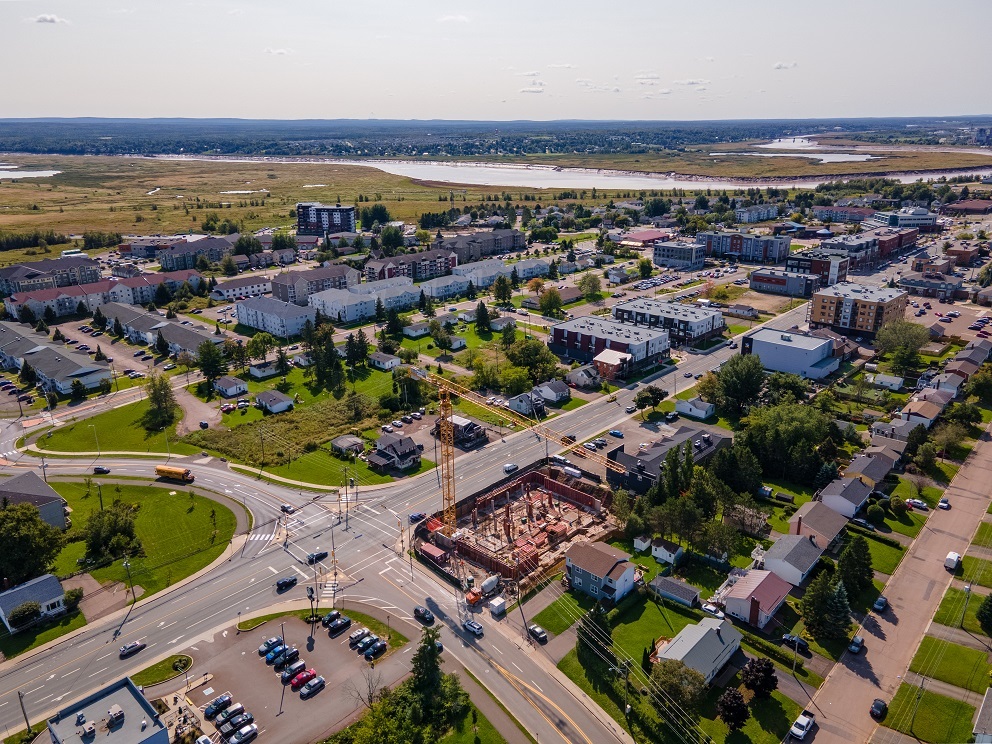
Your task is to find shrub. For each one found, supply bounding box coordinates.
[8,601,41,628]
[867,504,885,525]
[890,496,908,516]
[64,587,84,610]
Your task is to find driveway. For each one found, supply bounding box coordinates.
[806,427,992,743]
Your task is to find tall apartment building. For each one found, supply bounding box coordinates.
[785,249,850,286]
[296,202,357,236]
[364,249,457,282]
[809,282,908,337]
[612,298,725,346]
[652,241,705,271]
[696,231,791,264]
[431,229,525,263]
[548,316,670,371]
[811,206,876,223]
[158,235,239,271]
[734,204,779,224]
[270,265,361,305]
[0,256,102,295]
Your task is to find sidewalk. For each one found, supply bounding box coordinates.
[925,623,992,653]
[902,670,985,707]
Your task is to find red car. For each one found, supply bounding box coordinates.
[291,668,317,690]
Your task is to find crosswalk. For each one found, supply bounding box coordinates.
[1,450,18,459]
[245,532,275,542]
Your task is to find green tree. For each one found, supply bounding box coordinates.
[577,272,602,300]
[866,504,885,525]
[154,282,172,306]
[144,372,177,429]
[822,580,852,639]
[944,402,983,427]
[766,371,811,404]
[499,365,532,395]
[967,369,992,403]
[375,297,385,324]
[493,274,513,304]
[0,503,64,585]
[195,254,211,272]
[650,659,707,718]
[275,347,291,376]
[429,320,453,356]
[737,402,829,484]
[475,302,491,332]
[197,340,228,389]
[708,445,763,496]
[19,361,36,384]
[378,226,403,253]
[633,388,654,419]
[611,489,631,528]
[500,323,516,349]
[976,593,992,636]
[410,626,445,707]
[233,235,263,255]
[18,304,36,324]
[70,379,87,401]
[94,345,107,362]
[716,688,750,732]
[247,332,275,364]
[837,534,873,597]
[717,353,766,416]
[576,603,613,666]
[219,254,238,276]
[915,441,937,471]
[799,570,833,638]
[155,330,170,357]
[905,424,929,456]
[43,305,57,324]
[113,316,124,337]
[538,286,564,317]
[876,319,930,374]
[510,267,520,289]
[84,500,142,562]
[638,257,653,279]
[8,601,42,629]
[465,280,477,300]
[505,337,560,384]
[741,657,778,700]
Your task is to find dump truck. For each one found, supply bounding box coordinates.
[466,589,483,606]
[155,465,195,483]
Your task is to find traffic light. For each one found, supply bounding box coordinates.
[307,586,314,601]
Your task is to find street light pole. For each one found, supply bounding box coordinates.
[88,424,100,457]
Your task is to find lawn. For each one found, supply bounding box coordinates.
[49,482,238,598]
[530,590,596,636]
[238,608,407,652]
[762,479,815,507]
[554,397,588,412]
[131,655,192,686]
[961,555,992,590]
[698,684,801,744]
[439,703,507,744]
[908,636,992,693]
[611,595,699,659]
[609,539,670,584]
[778,599,854,662]
[889,476,944,508]
[883,682,976,744]
[264,450,398,487]
[932,587,987,636]
[0,610,87,659]
[672,559,729,595]
[974,522,992,548]
[37,399,200,456]
[864,535,905,576]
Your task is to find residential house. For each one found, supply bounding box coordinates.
[675,397,716,420]
[788,502,848,552]
[457,309,476,323]
[648,576,700,608]
[654,618,742,684]
[403,322,431,339]
[650,537,683,566]
[507,391,545,417]
[819,477,872,519]
[0,471,68,530]
[722,570,791,630]
[370,433,421,470]
[369,352,401,371]
[330,434,365,456]
[843,453,895,489]
[448,335,467,351]
[607,427,730,495]
[564,542,636,603]
[870,374,904,391]
[945,359,981,381]
[932,373,965,397]
[235,296,316,339]
[0,575,65,634]
[532,380,571,404]
[900,399,943,429]
[566,364,600,389]
[248,361,280,379]
[256,390,294,414]
[489,316,517,332]
[762,534,823,586]
[214,376,248,398]
[965,339,992,361]
[871,418,921,441]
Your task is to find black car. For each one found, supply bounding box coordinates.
[273,647,300,669]
[413,606,435,624]
[118,641,146,658]
[204,694,233,720]
[781,634,809,651]
[356,634,379,653]
[328,616,352,636]
[364,640,387,661]
[280,659,307,683]
[321,610,341,627]
[276,576,297,591]
[94,466,111,475]
[870,698,888,719]
[307,550,329,565]
[299,676,325,699]
[218,712,254,738]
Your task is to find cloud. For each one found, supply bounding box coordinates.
[516,70,540,77]
[695,86,708,92]
[264,47,292,55]
[641,89,672,99]
[29,13,68,23]
[703,56,715,62]
[772,61,798,70]
[634,72,660,80]
[674,78,709,86]
[437,14,469,23]
[548,63,574,69]
[519,87,545,94]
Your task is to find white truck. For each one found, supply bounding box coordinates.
[790,710,815,740]
[945,552,962,571]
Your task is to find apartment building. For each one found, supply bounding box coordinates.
[748,269,820,298]
[307,288,376,324]
[811,206,876,223]
[0,256,102,295]
[364,249,457,282]
[97,303,221,356]
[235,296,316,339]
[107,270,203,306]
[210,275,273,302]
[786,249,850,286]
[695,231,791,264]
[809,282,908,337]
[0,322,112,394]
[734,204,779,223]
[451,258,512,288]
[270,265,361,305]
[158,235,239,271]
[296,202,357,236]
[652,241,705,271]
[612,298,725,346]
[548,316,670,372]
[431,229,525,263]
[119,236,188,260]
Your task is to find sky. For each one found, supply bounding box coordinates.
[1,0,990,121]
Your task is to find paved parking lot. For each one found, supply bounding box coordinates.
[189,615,413,743]
[902,299,991,342]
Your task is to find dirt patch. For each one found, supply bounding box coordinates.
[733,289,799,315]
[62,573,144,623]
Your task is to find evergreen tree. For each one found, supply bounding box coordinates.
[799,570,833,638]
[500,323,516,349]
[43,306,57,324]
[375,297,385,323]
[94,345,106,361]
[493,274,513,304]
[418,290,428,312]
[275,347,291,375]
[70,379,87,401]
[355,328,370,364]
[155,330,170,357]
[423,295,436,318]
[113,316,124,337]
[35,319,49,334]
[823,580,853,639]
[977,593,992,636]
[465,280,477,300]
[76,300,87,315]
[154,282,172,306]
[510,267,520,289]
[837,534,873,598]
[476,302,491,332]
[814,461,839,489]
[18,305,36,324]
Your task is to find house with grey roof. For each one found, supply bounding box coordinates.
[330,434,365,456]
[403,321,431,339]
[819,477,872,519]
[214,376,248,398]
[533,380,571,404]
[489,316,517,332]
[975,688,992,743]
[654,618,742,684]
[369,352,401,371]
[0,574,65,633]
[763,534,823,586]
[371,433,421,470]
[789,501,847,552]
[648,575,700,608]
[870,417,921,442]
[0,471,68,530]
[565,542,636,603]
[256,390,293,414]
[843,452,896,489]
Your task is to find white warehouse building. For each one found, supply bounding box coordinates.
[740,328,840,379]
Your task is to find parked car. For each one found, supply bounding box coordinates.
[701,603,725,619]
[218,713,254,738]
[348,627,370,646]
[356,634,380,653]
[907,499,929,511]
[328,616,352,636]
[938,498,951,510]
[204,694,233,719]
[850,518,875,532]
[528,624,548,643]
[391,420,404,428]
[280,659,307,683]
[229,724,258,744]
[781,634,809,651]
[381,424,394,433]
[300,676,325,699]
[119,641,146,658]
[320,610,341,627]
[848,635,865,654]
[608,429,623,438]
[258,636,282,655]
[214,704,245,727]
[276,576,297,591]
[582,442,597,451]
[291,668,317,690]
[873,596,888,613]
[870,698,888,719]
[413,606,435,624]
[274,647,300,669]
[364,640,387,661]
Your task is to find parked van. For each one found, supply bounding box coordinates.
[562,466,582,479]
[944,552,961,571]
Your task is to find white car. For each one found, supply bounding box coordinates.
[503,463,519,474]
[702,603,725,619]
[907,498,929,511]
[462,620,484,636]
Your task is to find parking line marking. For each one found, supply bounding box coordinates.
[88,668,108,678]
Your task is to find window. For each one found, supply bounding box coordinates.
[573,578,582,588]
[590,585,598,595]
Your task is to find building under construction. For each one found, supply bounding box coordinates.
[414,466,616,594]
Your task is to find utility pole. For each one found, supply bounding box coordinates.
[41,455,47,483]
[17,690,30,733]
[347,477,354,530]
[258,431,265,478]
[88,424,100,457]
[329,518,339,608]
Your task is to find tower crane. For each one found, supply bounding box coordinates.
[409,366,625,537]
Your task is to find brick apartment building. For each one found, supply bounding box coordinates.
[785,249,850,286]
[270,265,361,305]
[431,229,525,263]
[0,256,102,295]
[365,249,458,282]
[809,282,908,337]
[695,231,791,264]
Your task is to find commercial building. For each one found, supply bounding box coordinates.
[547,316,670,371]
[270,265,361,305]
[734,204,779,223]
[47,677,168,744]
[364,249,457,282]
[696,231,791,264]
[296,202,357,236]
[809,282,908,337]
[652,240,705,271]
[870,206,939,231]
[431,229,525,263]
[0,321,112,393]
[748,269,819,298]
[612,298,725,346]
[897,271,965,300]
[210,275,273,301]
[158,235,239,271]
[0,256,102,295]
[741,328,840,379]
[942,199,992,216]
[235,296,317,338]
[785,249,850,286]
[818,232,881,269]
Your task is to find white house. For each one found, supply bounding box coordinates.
[566,364,600,389]
[974,689,992,744]
[449,335,467,351]
[0,574,65,634]
[214,376,248,398]
[369,352,401,371]
[650,537,683,566]
[762,535,823,586]
[404,322,431,339]
[249,361,281,379]
[507,392,544,416]
[722,570,791,630]
[256,390,294,414]
[819,477,872,519]
[869,373,904,391]
[933,373,965,397]
[489,316,517,332]
[675,397,716,420]
[533,380,571,404]
[308,288,377,324]
[899,399,942,430]
[654,618,742,684]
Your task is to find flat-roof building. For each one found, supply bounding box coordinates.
[548,316,670,374]
[296,202,357,236]
[652,241,705,271]
[47,677,168,744]
[741,328,840,379]
[612,298,725,346]
[696,231,790,264]
[809,282,908,337]
[748,269,820,298]
[785,249,850,286]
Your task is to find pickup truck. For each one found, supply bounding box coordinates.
[790,710,815,739]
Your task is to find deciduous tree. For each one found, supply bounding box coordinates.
[741,657,778,699]
[716,688,750,732]
[650,660,706,718]
[0,503,64,586]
